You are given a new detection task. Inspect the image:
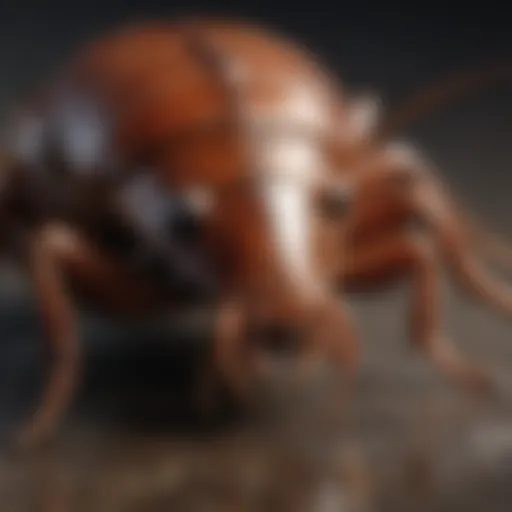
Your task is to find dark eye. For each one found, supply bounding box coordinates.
[167,188,215,245]
[167,201,202,244]
[318,183,353,219]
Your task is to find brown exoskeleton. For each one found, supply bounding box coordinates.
[2,17,510,452]
[0,18,360,450]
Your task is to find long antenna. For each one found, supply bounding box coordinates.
[375,60,512,141]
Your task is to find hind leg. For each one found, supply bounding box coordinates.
[343,227,493,394]
[15,221,169,449]
[337,157,496,392]
[15,225,81,450]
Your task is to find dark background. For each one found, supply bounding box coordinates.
[1,2,512,510]
[1,1,512,222]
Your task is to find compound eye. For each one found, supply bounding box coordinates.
[169,187,217,243]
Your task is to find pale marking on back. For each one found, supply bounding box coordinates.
[49,92,111,174]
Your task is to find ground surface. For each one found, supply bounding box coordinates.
[1,273,512,511]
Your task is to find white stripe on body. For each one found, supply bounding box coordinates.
[260,177,317,290]
[251,81,330,300]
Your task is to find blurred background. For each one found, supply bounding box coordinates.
[1,1,512,510]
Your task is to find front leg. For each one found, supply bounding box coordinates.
[212,299,252,398]
[16,226,79,450]
[195,298,260,416]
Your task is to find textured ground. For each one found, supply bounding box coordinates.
[1,271,512,511]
